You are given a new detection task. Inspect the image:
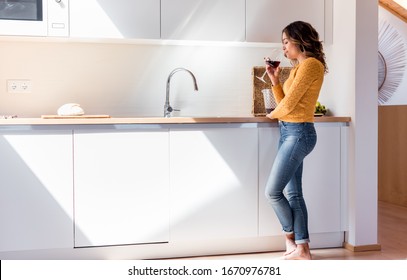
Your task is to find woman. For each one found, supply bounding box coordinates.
[264,21,328,260]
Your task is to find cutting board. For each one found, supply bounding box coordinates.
[41,115,111,119]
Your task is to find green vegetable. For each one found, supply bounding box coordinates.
[315,101,327,114]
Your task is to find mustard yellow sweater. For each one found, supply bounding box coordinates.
[270,57,324,123]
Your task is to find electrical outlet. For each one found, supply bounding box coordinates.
[7,80,32,93]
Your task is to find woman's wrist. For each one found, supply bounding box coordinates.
[269,77,279,86]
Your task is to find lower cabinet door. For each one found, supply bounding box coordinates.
[0,131,73,252]
[303,126,341,234]
[73,129,170,247]
[169,127,258,240]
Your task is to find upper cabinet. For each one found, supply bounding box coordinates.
[0,0,331,42]
[161,0,246,41]
[246,0,330,43]
[69,0,331,42]
[69,0,160,39]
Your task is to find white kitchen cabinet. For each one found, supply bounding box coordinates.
[73,129,169,247]
[246,0,328,43]
[69,0,160,39]
[169,127,258,240]
[161,0,246,41]
[303,126,341,234]
[0,130,73,252]
[258,125,342,236]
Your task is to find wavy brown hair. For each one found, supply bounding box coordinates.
[282,21,328,74]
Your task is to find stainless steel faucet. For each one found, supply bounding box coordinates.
[164,68,199,118]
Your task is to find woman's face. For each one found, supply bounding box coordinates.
[282,32,301,60]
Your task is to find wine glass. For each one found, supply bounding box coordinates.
[256,68,268,83]
[256,51,283,84]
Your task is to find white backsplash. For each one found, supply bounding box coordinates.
[0,40,292,118]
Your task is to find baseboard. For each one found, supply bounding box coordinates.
[343,242,381,252]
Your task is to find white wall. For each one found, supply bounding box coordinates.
[330,0,378,248]
[314,0,379,248]
[353,0,378,247]
[0,40,293,118]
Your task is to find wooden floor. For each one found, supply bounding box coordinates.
[180,201,407,260]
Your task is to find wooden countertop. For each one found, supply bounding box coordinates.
[0,116,351,125]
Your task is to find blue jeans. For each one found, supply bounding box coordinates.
[265,121,317,244]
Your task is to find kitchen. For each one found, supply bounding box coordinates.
[0,0,377,260]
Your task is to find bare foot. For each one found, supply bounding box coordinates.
[284,244,312,260]
[284,234,297,256]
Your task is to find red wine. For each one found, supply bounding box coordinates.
[266,60,280,68]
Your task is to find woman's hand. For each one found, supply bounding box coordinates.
[266,113,275,120]
[265,57,281,86]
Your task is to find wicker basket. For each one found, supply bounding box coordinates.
[252,66,292,116]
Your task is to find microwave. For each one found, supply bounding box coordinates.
[0,0,69,36]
